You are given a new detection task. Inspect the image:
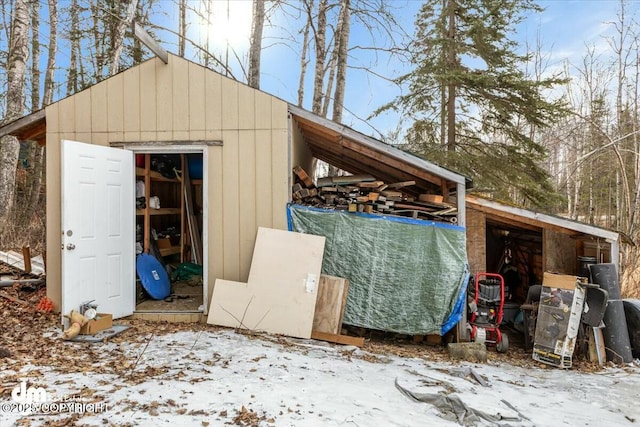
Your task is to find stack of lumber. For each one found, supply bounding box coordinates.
[292,166,458,223]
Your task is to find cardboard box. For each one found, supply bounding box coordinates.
[80,313,113,335]
[532,275,585,368]
[542,272,581,290]
[156,237,171,249]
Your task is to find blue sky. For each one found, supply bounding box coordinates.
[254,0,629,139]
[1,0,632,138]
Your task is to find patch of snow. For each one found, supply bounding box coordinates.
[1,330,639,426]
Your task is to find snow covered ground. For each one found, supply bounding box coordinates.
[2,328,640,426]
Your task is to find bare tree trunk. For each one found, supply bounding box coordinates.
[446,0,456,152]
[298,0,313,107]
[179,0,186,57]
[108,0,139,76]
[0,0,30,227]
[331,0,350,123]
[41,0,57,106]
[248,0,265,89]
[67,0,80,95]
[311,0,328,114]
[321,48,336,117]
[30,0,39,113]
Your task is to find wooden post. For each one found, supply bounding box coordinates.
[22,246,31,273]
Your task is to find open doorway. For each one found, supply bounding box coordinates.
[485,220,543,306]
[132,149,206,314]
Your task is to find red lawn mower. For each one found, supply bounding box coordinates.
[468,272,509,353]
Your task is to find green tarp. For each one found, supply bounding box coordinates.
[288,204,469,335]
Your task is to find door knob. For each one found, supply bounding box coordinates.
[66,243,76,250]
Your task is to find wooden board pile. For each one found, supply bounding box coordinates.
[292,166,458,223]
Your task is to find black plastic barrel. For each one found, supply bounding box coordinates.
[589,264,633,363]
[578,256,597,281]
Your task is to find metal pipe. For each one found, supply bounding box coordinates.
[0,279,44,287]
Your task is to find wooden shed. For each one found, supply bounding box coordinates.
[466,194,620,307]
[0,54,469,323]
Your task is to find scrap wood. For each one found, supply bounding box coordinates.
[386,180,416,189]
[394,378,521,425]
[311,331,365,347]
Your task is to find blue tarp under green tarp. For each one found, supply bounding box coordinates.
[287,204,469,335]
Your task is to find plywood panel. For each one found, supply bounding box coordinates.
[208,227,326,338]
[255,91,272,130]
[139,59,157,132]
[90,83,108,132]
[313,275,349,334]
[188,62,206,131]
[172,57,189,133]
[123,66,141,133]
[58,98,75,134]
[254,129,273,228]
[238,130,257,283]
[221,78,239,130]
[222,130,240,280]
[238,84,255,130]
[74,90,91,133]
[107,76,124,132]
[205,71,222,132]
[271,128,289,230]
[156,57,173,133]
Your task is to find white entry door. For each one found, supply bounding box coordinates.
[61,140,135,321]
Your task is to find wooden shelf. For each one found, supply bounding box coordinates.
[137,208,181,216]
[136,167,179,182]
[159,245,182,257]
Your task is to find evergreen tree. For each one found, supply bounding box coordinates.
[385,0,567,207]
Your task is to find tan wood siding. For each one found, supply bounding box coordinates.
[271,128,290,230]
[123,66,141,133]
[172,57,189,139]
[107,76,124,133]
[45,55,291,313]
[156,57,173,138]
[74,90,91,134]
[291,117,314,174]
[254,129,273,229]
[139,60,157,132]
[238,84,255,130]
[222,129,241,281]
[255,91,272,129]
[238,130,257,282]
[209,146,224,300]
[221,78,239,130]
[58,98,75,134]
[188,62,206,132]
[90,82,108,133]
[45,128,62,307]
[204,71,222,136]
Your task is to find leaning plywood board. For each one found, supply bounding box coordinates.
[208,227,326,339]
[312,275,349,334]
